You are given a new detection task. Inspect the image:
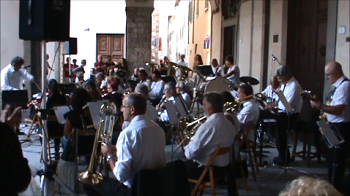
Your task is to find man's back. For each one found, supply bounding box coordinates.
[115,115,166,187]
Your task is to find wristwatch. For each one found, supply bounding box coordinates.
[106,154,114,162]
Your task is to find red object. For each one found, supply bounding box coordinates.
[95,62,106,68]
[64,63,78,78]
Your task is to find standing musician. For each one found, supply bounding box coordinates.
[84,93,166,196]
[183,92,236,183]
[149,70,165,106]
[266,66,303,166]
[223,55,240,87]
[310,62,349,189]
[1,56,34,134]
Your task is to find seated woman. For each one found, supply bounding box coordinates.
[83,79,102,101]
[46,79,67,160]
[103,82,123,115]
[62,88,94,163]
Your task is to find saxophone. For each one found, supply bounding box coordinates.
[78,102,117,185]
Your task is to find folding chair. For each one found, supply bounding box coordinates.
[188,147,231,196]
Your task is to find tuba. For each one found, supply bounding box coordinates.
[78,102,117,185]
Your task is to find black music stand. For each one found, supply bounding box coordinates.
[58,83,76,95]
[161,76,176,84]
[195,65,213,77]
[2,90,29,109]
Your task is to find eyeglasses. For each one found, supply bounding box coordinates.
[121,105,131,109]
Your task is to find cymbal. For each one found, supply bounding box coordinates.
[240,76,259,85]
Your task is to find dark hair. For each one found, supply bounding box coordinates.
[225,55,234,64]
[71,88,91,113]
[109,82,119,92]
[83,79,102,101]
[220,91,234,103]
[152,69,161,78]
[177,81,186,90]
[138,69,148,78]
[276,65,292,77]
[135,83,149,98]
[203,92,223,112]
[165,82,176,92]
[48,79,60,96]
[195,54,203,65]
[126,93,147,115]
[239,83,253,96]
[11,56,24,65]
[96,72,105,79]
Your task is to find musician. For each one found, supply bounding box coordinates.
[157,82,176,123]
[310,62,349,188]
[149,70,165,106]
[262,75,279,102]
[137,69,151,89]
[84,93,166,196]
[267,65,303,166]
[193,54,204,69]
[176,81,191,107]
[210,58,222,76]
[184,92,236,181]
[131,67,140,82]
[96,72,107,89]
[177,54,189,67]
[223,55,240,87]
[103,81,123,113]
[83,79,102,101]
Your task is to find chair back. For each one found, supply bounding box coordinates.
[207,147,231,166]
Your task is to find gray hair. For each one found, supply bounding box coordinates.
[276,66,292,77]
[96,72,105,79]
[135,83,149,98]
[11,56,24,65]
[165,82,176,92]
[203,92,223,113]
[126,93,147,115]
[177,81,186,90]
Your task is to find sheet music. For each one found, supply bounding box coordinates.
[175,96,188,119]
[276,90,293,113]
[317,120,344,148]
[53,106,71,124]
[86,100,109,129]
[164,101,180,125]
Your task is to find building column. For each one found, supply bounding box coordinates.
[125,6,154,75]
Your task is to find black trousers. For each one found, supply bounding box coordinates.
[275,113,299,160]
[326,122,350,189]
[83,178,131,196]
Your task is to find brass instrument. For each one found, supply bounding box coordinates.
[169,62,193,81]
[177,115,207,146]
[78,102,117,185]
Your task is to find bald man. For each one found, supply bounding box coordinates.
[310,62,349,189]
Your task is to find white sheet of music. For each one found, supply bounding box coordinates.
[53,106,71,124]
[317,120,344,148]
[164,101,180,125]
[86,100,109,129]
[276,90,293,113]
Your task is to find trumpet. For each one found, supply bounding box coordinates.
[78,102,117,185]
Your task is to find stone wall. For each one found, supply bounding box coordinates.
[126,6,154,75]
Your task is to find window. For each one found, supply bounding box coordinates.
[223,0,239,19]
[205,0,209,11]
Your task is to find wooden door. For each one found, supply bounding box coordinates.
[97,34,124,64]
[287,0,328,100]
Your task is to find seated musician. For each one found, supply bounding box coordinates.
[46,79,67,160]
[236,84,260,139]
[131,67,140,82]
[157,82,176,128]
[310,62,349,189]
[103,81,123,113]
[262,75,279,102]
[183,92,236,182]
[62,88,94,164]
[149,70,165,106]
[83,93,166,196]
[96,72,107,90]
[266,66,303,166]
[176,81,192,107]
[83,79,102,101]
[210,58,222,76]
[137,69,151,89]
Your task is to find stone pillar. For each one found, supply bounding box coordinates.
[125,6,154,76]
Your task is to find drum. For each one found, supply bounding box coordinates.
[198,76,235,93]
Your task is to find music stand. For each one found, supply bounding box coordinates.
[174,94,190,120]
[2,90,29,109]
[84,100,109,130]
[195,65,213,77]
[58,84,76,95]
[53,106,72,125]
[163,101,181,161]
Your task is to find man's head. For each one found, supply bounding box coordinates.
[11,56,25,71]
[152,70,161,81]
[211,58,219,68]
[270,76,280,90]
[81,59,87,66]
[98,55,103,62]
[73,59,77,65]
[238,83,253,101]
[275,66,293,84]
[107,55,112,62]
[164,56,169,62]
[203,92,224,117]
[135,83,149,98]
[121,93,147,122]
[163,82,176,98]
[66,57,71,64]
[225,55,234,67]
[180,54,185,61]
[176,81,186,94]
[138,69,148,81]
[96,72,105,84]
[325,62,344,84]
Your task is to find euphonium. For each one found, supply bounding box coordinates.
[78,102,117,185]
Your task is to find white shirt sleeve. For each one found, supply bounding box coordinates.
[114,132,133,184]
[20,68,34,82]
[149,80,164,98]
[237,102,255,125]
[184,125,214,161]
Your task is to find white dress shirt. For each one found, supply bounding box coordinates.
[224,111,240,160]
[160,96,176,122]
[1,64,34,90]
[139,79,151,89]
[114,115,166,187]
[122,101,158,129]
[226,65,240,86]
[184,113,236,167]
[277,77,303,113]
[237,99,260,131]
[211,65,222,76]
[262,84,278,101]
[149,80,165,99]
[327,76,350,123]
[180,92,192,107]
[177,60,189,67]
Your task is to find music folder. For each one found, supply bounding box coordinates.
[317,120,344,148]
[275,90,293,113]
[164,101,180,125]
[53,106,71,124]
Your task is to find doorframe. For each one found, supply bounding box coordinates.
[95,33,126,62]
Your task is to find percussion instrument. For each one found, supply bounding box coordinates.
[240,76,260,85]
[197,76,236,93]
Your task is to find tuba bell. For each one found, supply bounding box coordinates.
[78,102,117,185]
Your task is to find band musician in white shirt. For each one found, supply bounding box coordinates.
[261,75,280,102]
[149,70,165,106]
[183,92,236,184]
[223,55,240,87]
[176,81,191,108]
[265,66,303,166]
[210,58,222,76]
[84,93,166,196]
[177,54,189,67]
